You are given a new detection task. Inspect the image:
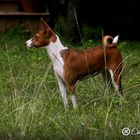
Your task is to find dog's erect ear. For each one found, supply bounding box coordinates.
[39,18,54,33]
[39,18,56,42]
[39,18,47,30]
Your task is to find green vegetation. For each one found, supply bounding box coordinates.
[0,26,140,140]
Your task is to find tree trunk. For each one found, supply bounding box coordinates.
[67,0,82,43]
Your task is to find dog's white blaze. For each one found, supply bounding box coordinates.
[113,35,119,44]
[109,70,119,92]
[45,35,67,80]
[71,95,77,108]
[45,35,69,108]
[26,38,33,48]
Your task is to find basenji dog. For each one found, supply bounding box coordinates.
[25,18,123,108]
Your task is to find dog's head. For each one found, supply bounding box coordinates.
[25,18,57,48]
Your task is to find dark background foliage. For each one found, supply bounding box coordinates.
[46,0,140,41]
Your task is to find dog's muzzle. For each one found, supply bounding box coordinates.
[25,38,33,48]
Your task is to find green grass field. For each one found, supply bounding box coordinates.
[0,26,140,140]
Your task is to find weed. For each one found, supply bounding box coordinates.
[0,26,139,139]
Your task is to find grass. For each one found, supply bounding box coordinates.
[0,26,140,140]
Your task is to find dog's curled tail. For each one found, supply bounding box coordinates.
[102,35,119,47]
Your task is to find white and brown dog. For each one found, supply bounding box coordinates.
[25,19,123,108]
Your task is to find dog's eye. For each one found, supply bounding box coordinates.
[34,35,39,41]
[33,37,37,41]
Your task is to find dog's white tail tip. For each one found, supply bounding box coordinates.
[113,35,119,44]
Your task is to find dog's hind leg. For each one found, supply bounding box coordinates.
[108,69,124,110]
[108,69,123,95]
[102,70,114,89]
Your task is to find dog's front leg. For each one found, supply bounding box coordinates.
[55,74,68,108]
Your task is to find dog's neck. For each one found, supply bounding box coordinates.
[45,35,67,62]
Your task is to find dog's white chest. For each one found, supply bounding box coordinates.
[53,53,64,79]
[46,37,67,80]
